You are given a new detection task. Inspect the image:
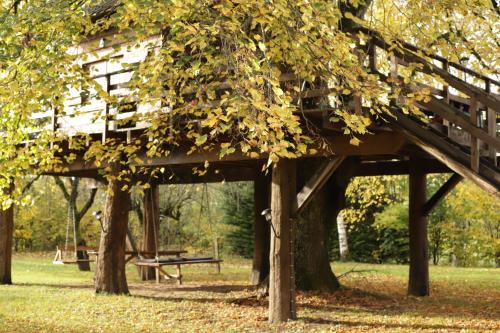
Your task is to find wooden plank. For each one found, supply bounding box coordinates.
[135,259,222,266]
[293,156,345,216]
[422,173,463,216]
[355,159,451,176]
[469,98,480,172]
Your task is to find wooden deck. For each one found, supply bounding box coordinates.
[25,28,499,196]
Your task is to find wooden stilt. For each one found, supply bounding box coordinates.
[0,186,14,285]
[141,183,160,280]
[408,158,429,296]
[252,176,270,286]
[269,159,296,323]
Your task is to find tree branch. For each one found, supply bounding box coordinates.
[53,176,70,201]
[21,175,40,195]
[77,188,98,222]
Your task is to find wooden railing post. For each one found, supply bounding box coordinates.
[103,74,111,144]
[469,97,480,172]
[485,80,497,166]
[441,61,451,132]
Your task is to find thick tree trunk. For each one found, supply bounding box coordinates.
[294,157,356,292]
[269,159,296,323]
[408,159,429,296]
[251,176,270,286]
[0,193,14,285]
[94,173,131,294]
[141,184,160,281]
[337,211,349,262]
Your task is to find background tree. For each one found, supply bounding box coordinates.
[53,177,98,271]
[222,182,254,258]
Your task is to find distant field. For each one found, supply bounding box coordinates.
[0,253,498,332]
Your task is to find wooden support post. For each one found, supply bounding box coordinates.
[252,176,270,286]
[141,183,160,281]
[469,98,480,172]
[269,159,296,323]
[94,165,131,294]
[103,74,111,144]
[408,159,429,296]
[0,186,14,285]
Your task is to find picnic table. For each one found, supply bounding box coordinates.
[135,256,222,284]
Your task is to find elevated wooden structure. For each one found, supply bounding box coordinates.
[4,12,499,323]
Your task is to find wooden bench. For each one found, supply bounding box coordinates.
[124,250,187,264]
[135,256,223,285]
[53,245,98,264]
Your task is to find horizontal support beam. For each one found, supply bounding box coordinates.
[355,159,452,176]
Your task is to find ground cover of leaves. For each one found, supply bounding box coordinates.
[0,253,498,332]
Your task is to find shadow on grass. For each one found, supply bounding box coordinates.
[15,282,94,290]
[300,317,476,331]
[299,286,500,321]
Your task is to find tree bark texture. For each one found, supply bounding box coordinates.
[294,157,357,292]
[252,176,271,286]
[269,159,296,323]
[141,184,160,280]
[0,191,14,285]
[408,159,429,296]
[94,173,131,294]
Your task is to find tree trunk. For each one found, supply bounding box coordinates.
[0,191,14,285]
[337,211,349,262]
[294,157,356,292]
[71,204,90,272]
[269,159,296,323]
[94,173,131,294]
[408,159,429,296]
[251,176,270,286]
[140,184,160,280]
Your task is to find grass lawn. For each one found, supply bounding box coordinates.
[0,253,498,332]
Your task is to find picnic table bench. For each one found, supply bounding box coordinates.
[135,256,223,285]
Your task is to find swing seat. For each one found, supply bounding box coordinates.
[53,245,97,265]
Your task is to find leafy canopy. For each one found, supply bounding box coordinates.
[1,0,498,202]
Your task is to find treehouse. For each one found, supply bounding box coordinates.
[1,0,499,324]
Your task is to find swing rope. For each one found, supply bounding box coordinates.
[64,205,71,254]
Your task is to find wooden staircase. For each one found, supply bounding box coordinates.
[364,33,500,197]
